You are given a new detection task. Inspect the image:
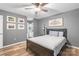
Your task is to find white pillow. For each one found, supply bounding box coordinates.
[58,32,64,37]
[49,31,58,37]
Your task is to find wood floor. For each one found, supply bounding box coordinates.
[0,42,79,56]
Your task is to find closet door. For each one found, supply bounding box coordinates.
[0,15,3,48]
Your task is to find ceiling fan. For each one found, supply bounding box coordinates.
[25,3,48,15]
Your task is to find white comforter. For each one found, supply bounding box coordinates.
[28,35,66,56]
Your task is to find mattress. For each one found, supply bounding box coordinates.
[28,35,66,56]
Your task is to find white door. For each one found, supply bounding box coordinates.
[0,15,3,48]
[27,22,34,38]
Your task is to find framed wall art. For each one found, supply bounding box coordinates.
[7,16,16,23]
[49,17,63,26]
[18,24,25,29]
[18,18,25,23]
[7,23,16,30]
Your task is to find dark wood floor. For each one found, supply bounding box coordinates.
[0,42,79,56]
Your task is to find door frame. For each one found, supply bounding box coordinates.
[0,15,3,48]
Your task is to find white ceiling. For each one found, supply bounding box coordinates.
[0,3,79,19]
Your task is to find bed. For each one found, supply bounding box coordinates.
[26,28,67,56]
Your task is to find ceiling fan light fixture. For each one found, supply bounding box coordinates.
[34,7,41,12]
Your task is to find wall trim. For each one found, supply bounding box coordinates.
[3,41,26,48]
[2,41,79,50]
[67,44,79,49]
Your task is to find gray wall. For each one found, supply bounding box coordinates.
[37,8,79,47]
[33,19,39,37]
[0,9,27,46]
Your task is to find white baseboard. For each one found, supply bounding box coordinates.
[3,41,26,48]
[67,44,79,49]
[2,41,79,50]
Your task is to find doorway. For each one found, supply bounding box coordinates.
[27,21,34,38]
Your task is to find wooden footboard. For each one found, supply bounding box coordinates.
[27,40,54,56]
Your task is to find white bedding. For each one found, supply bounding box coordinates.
[28,35,66,56]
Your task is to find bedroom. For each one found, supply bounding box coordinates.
[0,3,79,56]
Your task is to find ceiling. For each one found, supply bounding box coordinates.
[0,3,79,19]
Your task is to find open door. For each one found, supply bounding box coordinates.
[27,22,34,38]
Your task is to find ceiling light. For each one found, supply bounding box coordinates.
[34,7,41,12]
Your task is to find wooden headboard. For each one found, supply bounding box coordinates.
[46,28,67,39]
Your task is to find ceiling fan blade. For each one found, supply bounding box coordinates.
[41,7,48,12]
[32,3,40,7]
[40,3,48,6]
[25,8,33,9]
[42,9,48,12]
[25,5,35,10]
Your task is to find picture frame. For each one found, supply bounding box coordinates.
[49,17,63,26]
[7,16,16,23]
[7,23,16,30]
[18,24,25,29]
[18,18,25,23]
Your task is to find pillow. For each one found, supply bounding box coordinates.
[58,31,64,37]
[49,31,59,37]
